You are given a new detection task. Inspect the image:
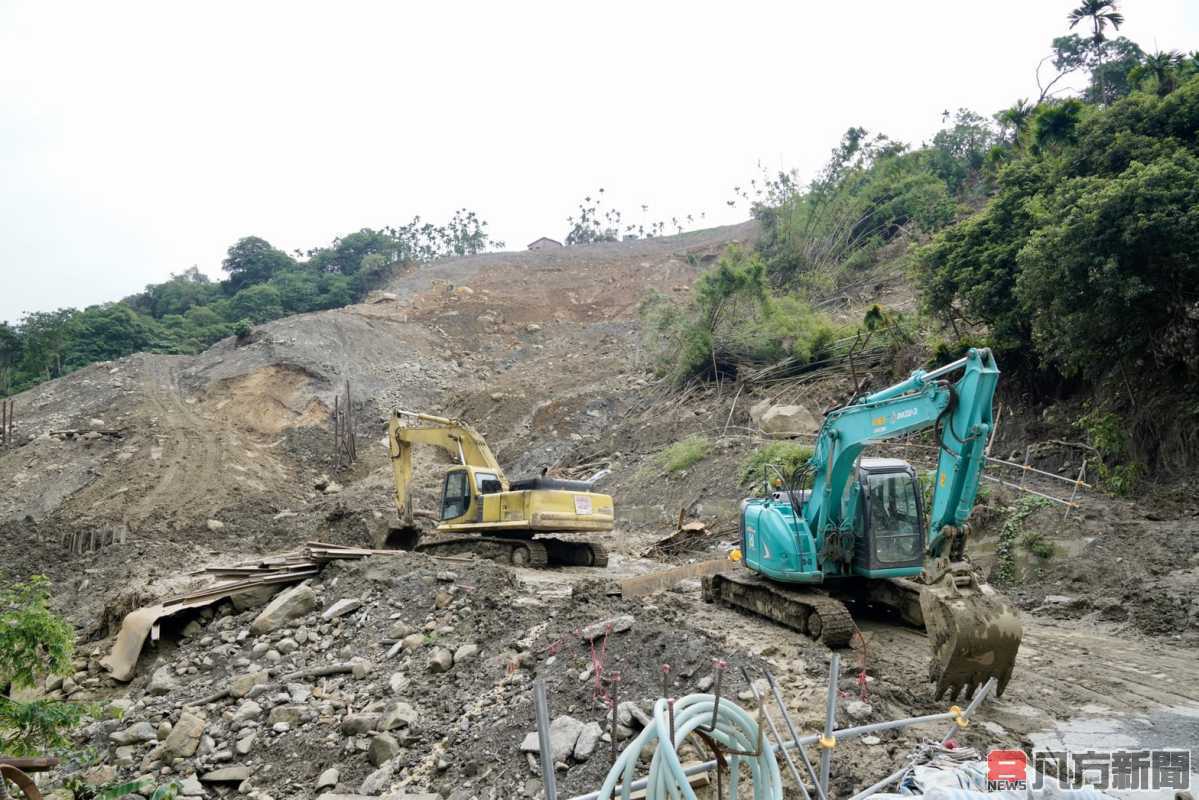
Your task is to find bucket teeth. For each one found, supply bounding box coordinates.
[920,567,1022,700]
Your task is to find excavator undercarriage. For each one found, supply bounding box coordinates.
[380,525,609,568]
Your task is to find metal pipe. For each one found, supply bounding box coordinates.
[819,653,840,796]
[846,766,907,800]
[533,677,558,800]
[754,679,813,800]
[564,680,1000,800]
[940,678,995,746]
[764,670,827,800]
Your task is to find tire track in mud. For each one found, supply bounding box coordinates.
[122,358,228,530]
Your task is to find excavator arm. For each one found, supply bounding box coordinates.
[805,348,998,559]
[805,349,1019,698]
[388,410,507,524]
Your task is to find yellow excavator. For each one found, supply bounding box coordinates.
[377,409,614,567]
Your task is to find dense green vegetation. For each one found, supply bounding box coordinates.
[646,1,1198,481]
[0,211,500,396]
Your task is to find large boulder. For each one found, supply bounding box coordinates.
[160,710,205,759]
[519,715,585,763]
[251,584,316,634]
[752,402,819,438]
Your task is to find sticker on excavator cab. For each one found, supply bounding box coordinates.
[573,495,593,515]
[872,416,886,426]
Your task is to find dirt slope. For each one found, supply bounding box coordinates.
[2,221,1197,798]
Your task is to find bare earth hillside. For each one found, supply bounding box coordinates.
[3,223,1197,798]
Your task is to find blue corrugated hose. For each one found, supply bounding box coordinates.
[596,694,782,800]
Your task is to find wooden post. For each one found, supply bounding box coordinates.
[1064,461,1086,519]
[1019,447,1030,488]
[333,393,341,469]
[1,397,7,446]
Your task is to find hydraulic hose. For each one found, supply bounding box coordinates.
[596,694,782,800]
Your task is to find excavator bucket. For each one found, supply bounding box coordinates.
[919,565,1022,700]
[375,523,421,551]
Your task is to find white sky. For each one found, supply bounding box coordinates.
[1,0,1196,323]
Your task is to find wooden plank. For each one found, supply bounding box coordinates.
[619,559,735,599]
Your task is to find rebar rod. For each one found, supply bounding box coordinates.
[819,653,840,796]
[533,678,558,800]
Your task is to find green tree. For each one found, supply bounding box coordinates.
[1133,50,1184,96]
[1067,0,1125,102]
[0,322,20,394]
[1067,0,1124,46]
[227,284,284,323]
[221,237,296,292]
[996,99,1034,146]
[0,576,82,756]
[65,304,160,367]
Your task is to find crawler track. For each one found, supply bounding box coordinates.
[410,534,607,568]
[702,570,855,647]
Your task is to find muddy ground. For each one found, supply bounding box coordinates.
[2,223,1197,798]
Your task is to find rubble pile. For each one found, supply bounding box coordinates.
[68,553,755,799]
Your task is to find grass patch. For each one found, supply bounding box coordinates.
[740,441,814,485]
[657,435,712,474]
[1019,529,1056,560]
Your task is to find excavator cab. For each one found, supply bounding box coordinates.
[856,458,924,573]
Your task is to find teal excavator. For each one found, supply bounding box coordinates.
[705,348,1022,699]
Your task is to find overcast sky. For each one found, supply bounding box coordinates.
[1,1,1196,323]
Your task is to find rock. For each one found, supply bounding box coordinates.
[434,591,452,609]
[757,403,820,438]
[401,633,425,652]
[323,598,363,620]
[229,670,270,698]
[573,721,603,761]
[861,735,882,745]
[378,701,419,731]
[287,682,312,703]
[519,715,584,763]
[352,660,373,679]
[388,673,407,695]
[317,768,340,790]
[526,323,541,333]
[160,710,205,759]
[109,721,157,745]
[314,474,331,490]
[231,583,280,611]
[580,615,635,642]
[147,666,179,695]
[453,643,479,664]
[206,519,225,532]
[268,704,307,726]
[358,762,395,795]
[1044,594,1075,605]
[200,765,251,783]
[369,732,402,766]
[181,620,202,638]
[427,646,454,673]
[233,700,262,722]
[341,713,381,735]
[251,584,316,634]
[235,732,255,755]
[177,776,204,796]
[388,621,416,639]
[696,674,714,692]
[277,637,299,654]
[844,700,872,721]
[616,701,651,729]
[324,481,343,495]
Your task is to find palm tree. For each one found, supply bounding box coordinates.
[997,99,1034,146]
[1140,50,1183,96]
[1067,0,1124,45]
[1068,0,1125,103]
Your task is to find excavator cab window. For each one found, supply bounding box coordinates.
[441,469,471,520]
[862,470,923,566]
